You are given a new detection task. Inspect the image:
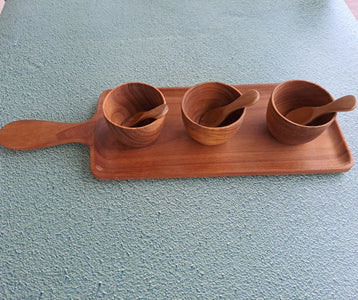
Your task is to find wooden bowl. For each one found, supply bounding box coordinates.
[181,82,245,145]
[266,80,336,145]
[103,82,166,148]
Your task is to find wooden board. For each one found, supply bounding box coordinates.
[89,83,353,180]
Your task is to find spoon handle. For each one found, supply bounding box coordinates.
[223,90,260,113]
[123,104,168,127]
[0,119,95,150]
[323,95,357,113]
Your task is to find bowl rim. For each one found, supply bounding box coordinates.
[181,81,246,130]
[103,82,166,130]
[271,79,337,128]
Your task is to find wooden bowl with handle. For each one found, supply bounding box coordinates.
[266,80,337,145]
[103,82,167,148]
[181,82,246,146]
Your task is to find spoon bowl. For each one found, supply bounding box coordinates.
[285,95,356,125]
[199,89,260,127]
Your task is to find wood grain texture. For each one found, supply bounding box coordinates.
[102,82,167,148]
[181,82,245,145]
[91,83,352,179]
[0,120,95,150]
[122,104,168,127]
[266,80,337,145]
[285,95,356,125]
[199,89,259,127]
[0,84,353,179]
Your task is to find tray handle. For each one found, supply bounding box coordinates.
[0,120,95,150]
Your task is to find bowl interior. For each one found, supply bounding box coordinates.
[103,83,165,127]
[272,81,335,126]
[182,82,243,127]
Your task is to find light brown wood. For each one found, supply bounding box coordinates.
[199,89,260,127]
[266,80,338,145]
[181,82,246,145]
[102,82,167,148]
[122,104,169,127]
[0,120,95,150]
[0,83,353,180]
[285,95,356,125]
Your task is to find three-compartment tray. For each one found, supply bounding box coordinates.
[0,83,354,180]
[92,83,353,179]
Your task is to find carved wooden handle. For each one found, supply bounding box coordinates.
[323,95,356,113]
[0,120,95,150]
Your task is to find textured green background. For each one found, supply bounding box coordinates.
[1,0,358,298]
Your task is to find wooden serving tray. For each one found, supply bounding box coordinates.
[0,83,353,180]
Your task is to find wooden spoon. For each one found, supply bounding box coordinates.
[199,89,260,127]
[122,104,169,127]
[285,95,356,125]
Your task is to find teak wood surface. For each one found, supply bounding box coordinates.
[0,83,353,180]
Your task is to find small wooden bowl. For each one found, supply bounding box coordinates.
[103,82,166,148]
[266,80,336,145]
[181,82,245,145]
